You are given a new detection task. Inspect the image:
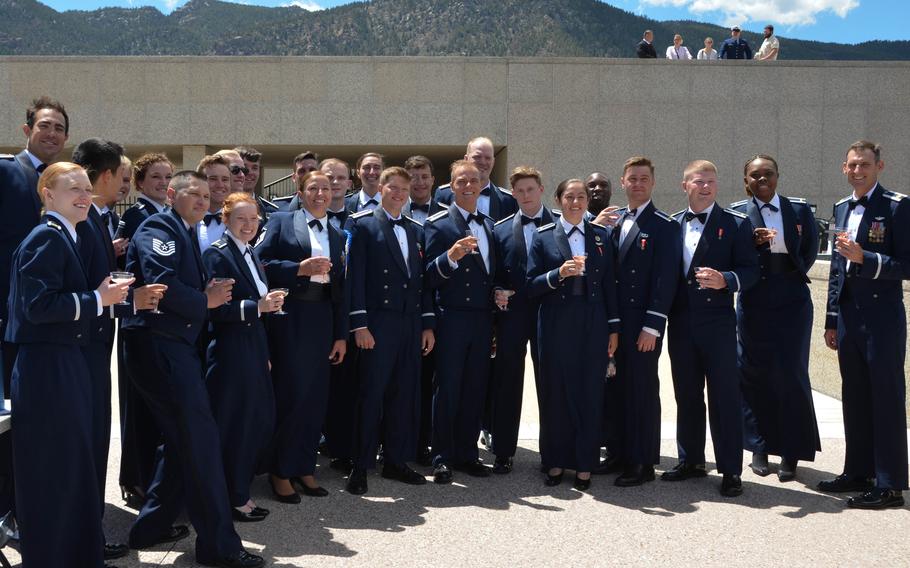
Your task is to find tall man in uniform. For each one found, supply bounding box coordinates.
[434,137,518,222]
[123,171,264,568]
[424,160,497,483]
[0,96,69,522]
[346,153,385,213]
[196,155,232,250]
[72,137,167,561]
[608,157,681,486]
[345,167,436,494]
[664,160,758,497]
[819,140,910,509]
[489,166,555,473]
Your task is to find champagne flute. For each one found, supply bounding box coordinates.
[110,271,133,306]
[833,224,850,256]
[464,227,480,255]
[573,252,588,275]
[271,288,290,315]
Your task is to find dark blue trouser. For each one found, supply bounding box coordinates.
[490,301,538,459]
[83,338,114,512]
[614,314,662,465]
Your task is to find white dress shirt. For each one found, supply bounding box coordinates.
[845,183,878,271]
[327,208,345,231]
[560,217,586,257]
[407,199,430,225]
[619,200,650,247]
[681,203,715,276]
[666,45,692,59]
[451,203,491,272]
[384,209,410,276]
[358,190,380,212]
[225,230,268,298]
[521,206,545,257]
[476,183,493,218]
[45,210,103,318]
[197,210,225,250]
[754,194,788,254]
[305,210,331,283]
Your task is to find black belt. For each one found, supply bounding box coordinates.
[292,283,332,302]
[766,253,797,275]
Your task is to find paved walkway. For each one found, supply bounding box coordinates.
[3,351,909,567]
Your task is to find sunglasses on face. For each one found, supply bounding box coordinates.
[230,165,250,175]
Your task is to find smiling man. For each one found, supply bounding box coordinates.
[434,137,517,221]
[196,155,232,249]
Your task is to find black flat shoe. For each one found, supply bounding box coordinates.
[847,488,905,510]
[778,459,797,482]
[198,549,265,568]
[544,471,564,487]
[720,474,743,497]
[615,464,656,487]
[454,460,492,477]
[574,475,591,491]
[299,483,329,497]
[269,477,301,504]
[750,453,770,477]
[492,457,513,475]
[433,463,453,484]
[346,468,368,495]
[382,463,427,485]
[104,542,129,560]
[130,525,190,549]
[232,508,267,523]
[817,473,875,493]
[661,462,708,482]
[250,506,269,517]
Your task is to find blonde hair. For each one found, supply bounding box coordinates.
[683,159,718,180]
[37,162,86,205]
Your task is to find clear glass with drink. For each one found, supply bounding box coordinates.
[271,288,290,315]
[464,228,480,255]
[832,224,850,255]
[573,252,588,275]
[110,271,133,306]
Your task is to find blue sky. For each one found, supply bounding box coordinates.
[41,0,907,44]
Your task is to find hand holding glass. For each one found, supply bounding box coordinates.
[110,271,133,306]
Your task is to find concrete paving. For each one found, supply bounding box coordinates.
[3,319,910,566]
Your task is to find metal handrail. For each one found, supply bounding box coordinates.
[264,173,295,201]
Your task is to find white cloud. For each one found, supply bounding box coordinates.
[638,0,860,27]
[162,0,180,10]
[283,0,324,10]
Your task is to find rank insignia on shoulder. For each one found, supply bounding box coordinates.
[884,190,907,202]
[427,211,448,223]
[787,197,807,204]
[0,154,15,160]
[835,196,852,206]
[46,220,62,230]
[212,240,228,249]
[494,213,516,226]
[654,210,673,222]
[725,208,747,219]
[728,199,749,208]
[351,209,373,219]
[538,222,555,232]
[254,228,268,247]
[152,238,176,256]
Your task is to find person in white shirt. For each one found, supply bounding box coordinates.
[195,154,232,249]
[666,34,692,60]
[756,25,780,60]
[697,37,718,60]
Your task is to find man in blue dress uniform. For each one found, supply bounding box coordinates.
[434,137,517,222]
[424,160,497,483]
[819,140,910,509]
[122,171,264,568]
[345,153,385,214]
[719,26,753,59]
[664,160,759,497]
[608,157,681,486]
[344,167,436,494]
[489,166,554,474]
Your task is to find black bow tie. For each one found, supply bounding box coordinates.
[389,217,406,227]
[308,219,324,231]
[567,225,582,237]
[521,215,541,227]
[760,202,779,212]
[626,208,638,218]
[36,163,47,174]
[100,210,112,225]
[365,199,379,207]
[480,187,491,197]
[243,246,252,257]
[466,213,484,225]
[204,212,222,225]
[848,196,869,210]
[326,210,344,220]
[685,211,707,224]
[411,203,430,213]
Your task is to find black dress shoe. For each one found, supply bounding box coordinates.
[433,463,453,484]
[416,447,433,467]
[104,542,129,560]
[330,457,354,472]
[454,460,492,477]
[269,477,301,504]
[120,486,145,510]
[346,468,368,495]
[593,454,623,475]
[750,453,770,477]
[615,464,656,487]
[130,525,190,549]
[293,478,329,497]
[573,475,591,491]
[544,471,563,487]
[250,506,269,517]
[661,462,708,481]
[720,474,743,497]
[817,473,875,493]
[198,549,265,568]
[778,458,798,482]
[847,488,905,510]
[382,463,427,485]
[232,507,267,523]
[492,457,513,475]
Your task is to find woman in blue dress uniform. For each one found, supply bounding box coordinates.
[731,155,820,481]
[202,192,285,521]
[527,178,620,490]
[256,171,348,502]
[5,163,131,567]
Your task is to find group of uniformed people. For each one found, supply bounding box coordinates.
[0,97,908,568]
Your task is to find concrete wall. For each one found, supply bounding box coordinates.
[2,56,909,215]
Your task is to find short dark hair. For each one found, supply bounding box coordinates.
[235,146,261,162]
[765,25,774,32]
[622,156,654,176]
[169,170,206,193]
[71,138,124,184]
[846,140,882,163]
[743,154,779,175]
[356,152,385,171]
[26,96,69,135]
[555,178,589,202]
[293,151,320,165]
[404,155,434,174]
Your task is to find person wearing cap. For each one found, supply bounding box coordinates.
[756,25,780,60]
[719,26,753,60]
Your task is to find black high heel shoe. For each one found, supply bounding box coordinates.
[269,476,301,504]
[544,470,564,487]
